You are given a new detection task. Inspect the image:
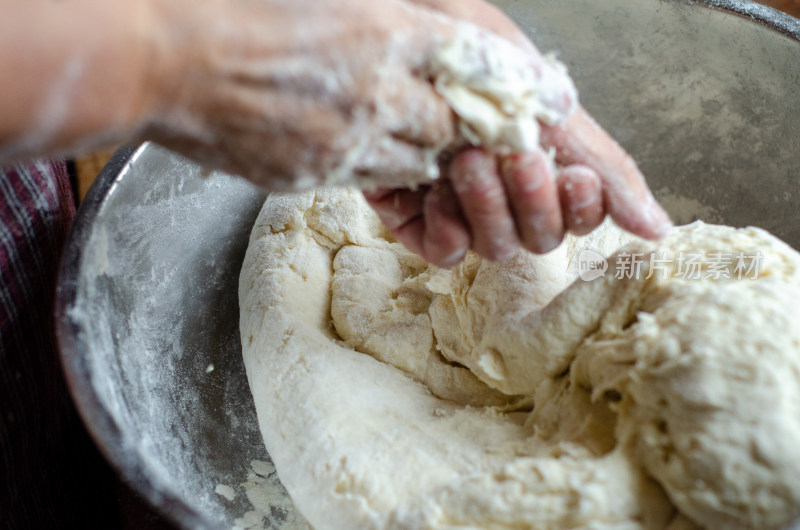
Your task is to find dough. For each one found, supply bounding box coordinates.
[431,25,577,153]
[239,188,800,530]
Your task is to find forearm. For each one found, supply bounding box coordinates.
[0,0,158,163]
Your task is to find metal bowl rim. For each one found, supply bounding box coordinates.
[55,143,210,530]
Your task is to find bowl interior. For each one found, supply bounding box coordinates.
[57,1,800,528]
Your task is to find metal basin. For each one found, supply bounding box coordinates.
[56,1,800,528]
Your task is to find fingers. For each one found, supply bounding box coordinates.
[362,187,425,231]
[368,149,527,266]
[420,182,471,266]
[366,152,613,267]
[556,165,605,236]
[500,151,564,253]
[364,184,470,268]
[394,0,667,254]
[540,107,672,240]
[449,149,521,261]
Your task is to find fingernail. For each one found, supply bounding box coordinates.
[524,220,560,253]
[440,248,469,268]
[492,237,520,261]
[537,232,562,253]
[648,203,673,238]
[497,247,518,261]
[380,209,404,231]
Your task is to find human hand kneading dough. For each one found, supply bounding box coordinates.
[0,0,671,267]
[366,0,673,266]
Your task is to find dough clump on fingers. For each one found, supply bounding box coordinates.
[239,188,800,530]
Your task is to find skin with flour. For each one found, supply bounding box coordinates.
[0,0,671,268]
[240,188,800,529]
[366,0,672,266]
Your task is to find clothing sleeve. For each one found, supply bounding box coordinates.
[0,160,120,528]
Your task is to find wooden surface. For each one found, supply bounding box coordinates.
[762,0,800,16]
[75,147,116,199]
[73,0,800,201]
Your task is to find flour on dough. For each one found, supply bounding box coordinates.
[239,188,800,530]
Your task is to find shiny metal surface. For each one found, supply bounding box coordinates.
[56,1,800,528]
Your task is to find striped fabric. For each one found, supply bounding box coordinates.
[0,161,119,528]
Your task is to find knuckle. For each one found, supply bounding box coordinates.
[521,209,564,254]
[567,193,602,214]
[464,193,507,222]
[512,171,548,196]
[502,152,550,191]
[513,187,550,212]
[452,168,499,195]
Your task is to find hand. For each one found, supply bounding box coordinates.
[141,0,470,190]
[365,0,672,267]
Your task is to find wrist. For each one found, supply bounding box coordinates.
[133,0,190,130]
[135,0,233,141]
[135,0,289,144]
[0,1,166,160]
